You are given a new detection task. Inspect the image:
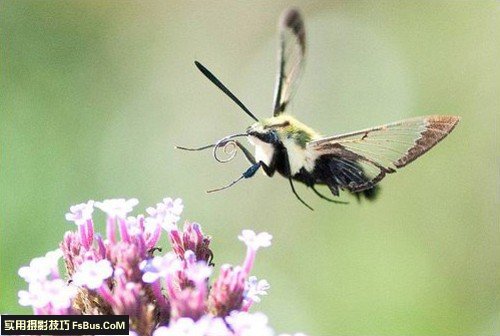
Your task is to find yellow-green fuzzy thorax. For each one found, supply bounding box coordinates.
[258,115,320,148]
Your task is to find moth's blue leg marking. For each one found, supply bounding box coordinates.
[243,162,261,178]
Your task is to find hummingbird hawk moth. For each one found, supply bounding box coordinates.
[178,8,460,210]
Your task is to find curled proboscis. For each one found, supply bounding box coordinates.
[212,133,248,163]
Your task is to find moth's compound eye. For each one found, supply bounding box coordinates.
[270,130,279,143]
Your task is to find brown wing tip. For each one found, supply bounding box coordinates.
[394,115,460,168]
[427,115,461,129]
[280,7,305,48]
[281,7,302,25]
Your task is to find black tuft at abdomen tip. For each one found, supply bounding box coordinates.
[354,185,381,202]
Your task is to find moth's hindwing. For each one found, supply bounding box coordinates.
[307,115,460,192]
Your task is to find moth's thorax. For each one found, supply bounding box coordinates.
[247,114,321,174]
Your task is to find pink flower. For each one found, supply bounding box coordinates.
[169,222,213,264]
[239,230,272,276]
[17,196,305,335]
[209,264,246,317]
[65,201,95,249]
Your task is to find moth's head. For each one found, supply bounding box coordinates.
[246,115,294,144]
[247,115,319,147]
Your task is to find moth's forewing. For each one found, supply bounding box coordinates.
[308,115,460,192]
[272,8,306,116]
[392,115,460,168]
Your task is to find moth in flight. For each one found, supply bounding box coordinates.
[178,8,460,210]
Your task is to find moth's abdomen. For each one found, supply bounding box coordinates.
[354,185,380,201]
[281,138,318,175]
[314,155,380,200]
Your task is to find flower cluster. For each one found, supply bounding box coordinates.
[18,249,76,315]
[17,197,307,336]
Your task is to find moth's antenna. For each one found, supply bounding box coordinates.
[195,61,259,122]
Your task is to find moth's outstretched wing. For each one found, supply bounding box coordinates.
[307,115,460,192]
[272,8,306,116]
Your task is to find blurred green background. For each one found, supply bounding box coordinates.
[1,1,497,335]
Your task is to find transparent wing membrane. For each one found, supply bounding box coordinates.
[272,8,306,116]
[308,116,460,191]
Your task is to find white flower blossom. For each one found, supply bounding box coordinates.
[146,197,184,230]
[18,279,76,309]
[72,260,113,289]
[245,276,270,303]
[18,281,50,308]
[65,200,94,225]
[140,253,180,283]
[185,260,213,285]
[95,198,138,219]
[238,230,273,250]
[226,311,274,336]
[18,256,52,283]
[153,316,230,336]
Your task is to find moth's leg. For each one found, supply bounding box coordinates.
[261,162,275,177]
[282,150,313,210]
[234,141,256,164]
[260,150,277,177]
[288,177,313,211]
[207,162,261,193]
[311,185,349,204]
